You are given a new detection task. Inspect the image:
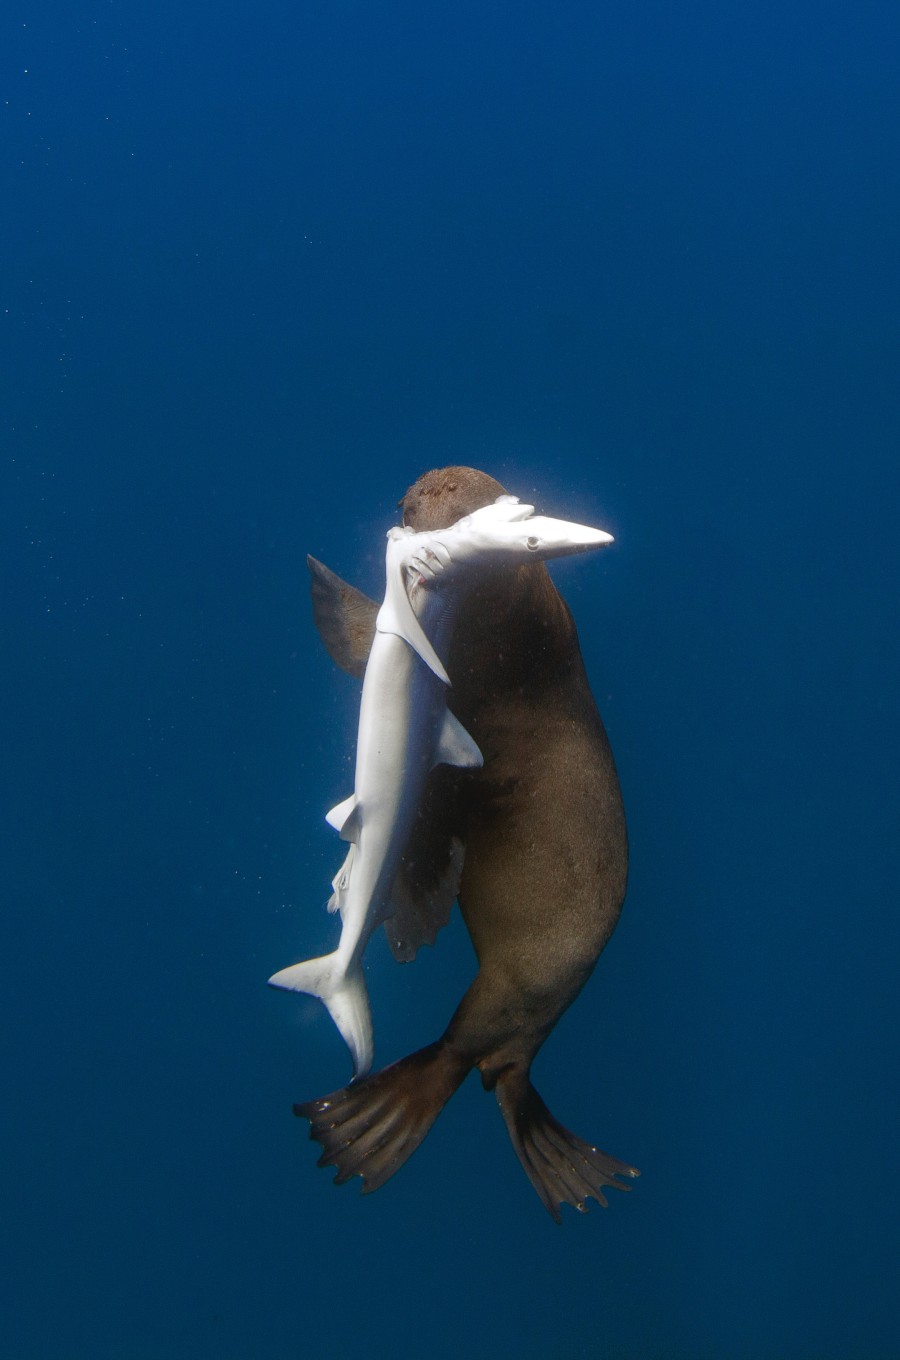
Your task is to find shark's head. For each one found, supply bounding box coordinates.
[405,495,613,584]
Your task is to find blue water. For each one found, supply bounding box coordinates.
[4,2,899,1356]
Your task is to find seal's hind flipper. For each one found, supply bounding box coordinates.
[294,1041,469,1193]
[307,555,377,679]
[494,1069,640,1223]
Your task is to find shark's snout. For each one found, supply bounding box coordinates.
[523,515,614,557]
[571,525,614,547]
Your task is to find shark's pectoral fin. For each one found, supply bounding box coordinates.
[375,556,450,685]
[433,708,482,770]
[307,556,378,679]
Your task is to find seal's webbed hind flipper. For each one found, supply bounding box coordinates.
[493,1069,640,1223]
[294,1041,469,1193]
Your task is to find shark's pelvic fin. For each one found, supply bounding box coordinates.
[268,952,373,1078]
[327,845,356,916]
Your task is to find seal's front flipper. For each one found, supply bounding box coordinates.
[384,764,470,962]
[307,556,378,679]
[294,1041,469,1192]
[493,1068,640,1223]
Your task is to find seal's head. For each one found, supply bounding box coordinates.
[400,466,508,531]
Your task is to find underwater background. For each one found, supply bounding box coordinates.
[4,1,899,1357]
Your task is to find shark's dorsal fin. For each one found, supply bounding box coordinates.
[307,556,378,680]
[433,708,482,770]
[375,533,451,685]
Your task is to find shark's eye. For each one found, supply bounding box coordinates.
[526,535,540,551]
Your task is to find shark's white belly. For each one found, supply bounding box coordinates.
[337,632,448,964]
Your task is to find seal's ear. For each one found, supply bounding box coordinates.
[307,555,377,679]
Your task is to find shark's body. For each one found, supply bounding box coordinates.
[269,497,612,1077]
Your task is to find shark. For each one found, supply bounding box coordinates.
[268,494,613,1077]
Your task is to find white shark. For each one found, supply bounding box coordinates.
[268,495,614,1076]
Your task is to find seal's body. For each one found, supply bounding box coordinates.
[296,467,637,1220]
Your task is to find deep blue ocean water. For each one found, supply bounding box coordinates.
[4,2,899,1357]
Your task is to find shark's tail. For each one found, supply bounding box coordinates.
[268,952,373,1078]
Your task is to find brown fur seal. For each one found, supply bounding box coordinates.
[294,466,638,1220]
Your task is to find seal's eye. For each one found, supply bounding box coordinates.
[525,535,540,551]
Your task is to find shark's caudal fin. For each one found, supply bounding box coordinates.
[294,1041,469,1192]
[492,1066,640,1222]
[268,953,373,1078]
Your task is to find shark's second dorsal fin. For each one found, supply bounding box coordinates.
[433,708,483,770]
[376,533,450,685]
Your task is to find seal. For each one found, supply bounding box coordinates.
[268,497,613,1078]
[295,466,638,1220]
